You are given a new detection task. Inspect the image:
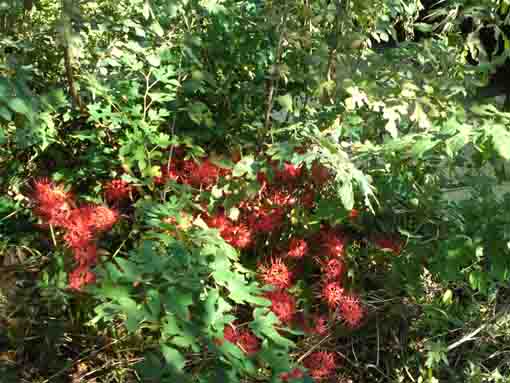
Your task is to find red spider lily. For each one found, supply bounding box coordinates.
[267,189,296,207]
[280,368,305,382]
[63,208,95,248]
[72,243,98,267]
[237,330,260,355]
[273,161,302,183]
[222,325,260,355]
[180,159,199,185]
[287,238,308,259]
[62,205,119,248]
[223,223,254,249]
[310,161,331,186]
[321,281,345,308]
[155,162,180,185]
[310,314,330,336]
[88,205,119,233]
[264,290,296,323]
[319,228,347,258]
[187,159,221,188]
[68,266,96,291]
[204,212,253,249]
[259,258,293,289]
[248,207,285,234]
[319,258,345,281]
[32,178,74,227]
[203,212,231,234]
[104,179,132,203]
[300,188,316,209]
[223,324,238,344]
[339,294,364,328]
[303,351,337,380]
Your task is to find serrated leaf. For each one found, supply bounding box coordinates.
[250,308,295,348]
[232,155,256,178]
[445,133,468,158]
[411,137,438,158]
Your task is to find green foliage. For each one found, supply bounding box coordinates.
[5,0,510,382]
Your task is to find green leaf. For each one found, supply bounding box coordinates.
[442,289,453,305]
[0,106,12,121]
[250,308,295,348]
[142,0,151,19]
[146,289,161,320]
[201,0,226,13]
[115,258,140,282]
[276,94,293,112]
[161,345,186,371]
[0,128,6,145]
[414,23,433,33]
[411,137,438,158]
[118,296,145,332]
[232,155,256,178]
[339,181,354,210]
[492,125,510,160]
[8,98,30,115]
[151,22,164,37]
[147,54,161,67]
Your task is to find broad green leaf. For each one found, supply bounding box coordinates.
[8,98,30,115]
[147,54,161,67]
[0,106,12,121]
[340,181,354,210]
[151,22,164,37]
[276,94,293,112]
[411,137,438,158]
[410,102,431,130]
[142,0,151,19]
[492,125,510,160]
[146,289,161,319]
[250,308,295,348]
[232,155,256,178]
[118,296,145,332]
[201,0,226,13]
[115,258,140,282]
[161,345,186,371]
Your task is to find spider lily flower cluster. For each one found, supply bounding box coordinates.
[31,178,120,290]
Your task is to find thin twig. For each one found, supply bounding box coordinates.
[296,335,331,364]
[40,334,130,383]
[0,209,20,222]
[447,305,510,352]
[49,224,57,247]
